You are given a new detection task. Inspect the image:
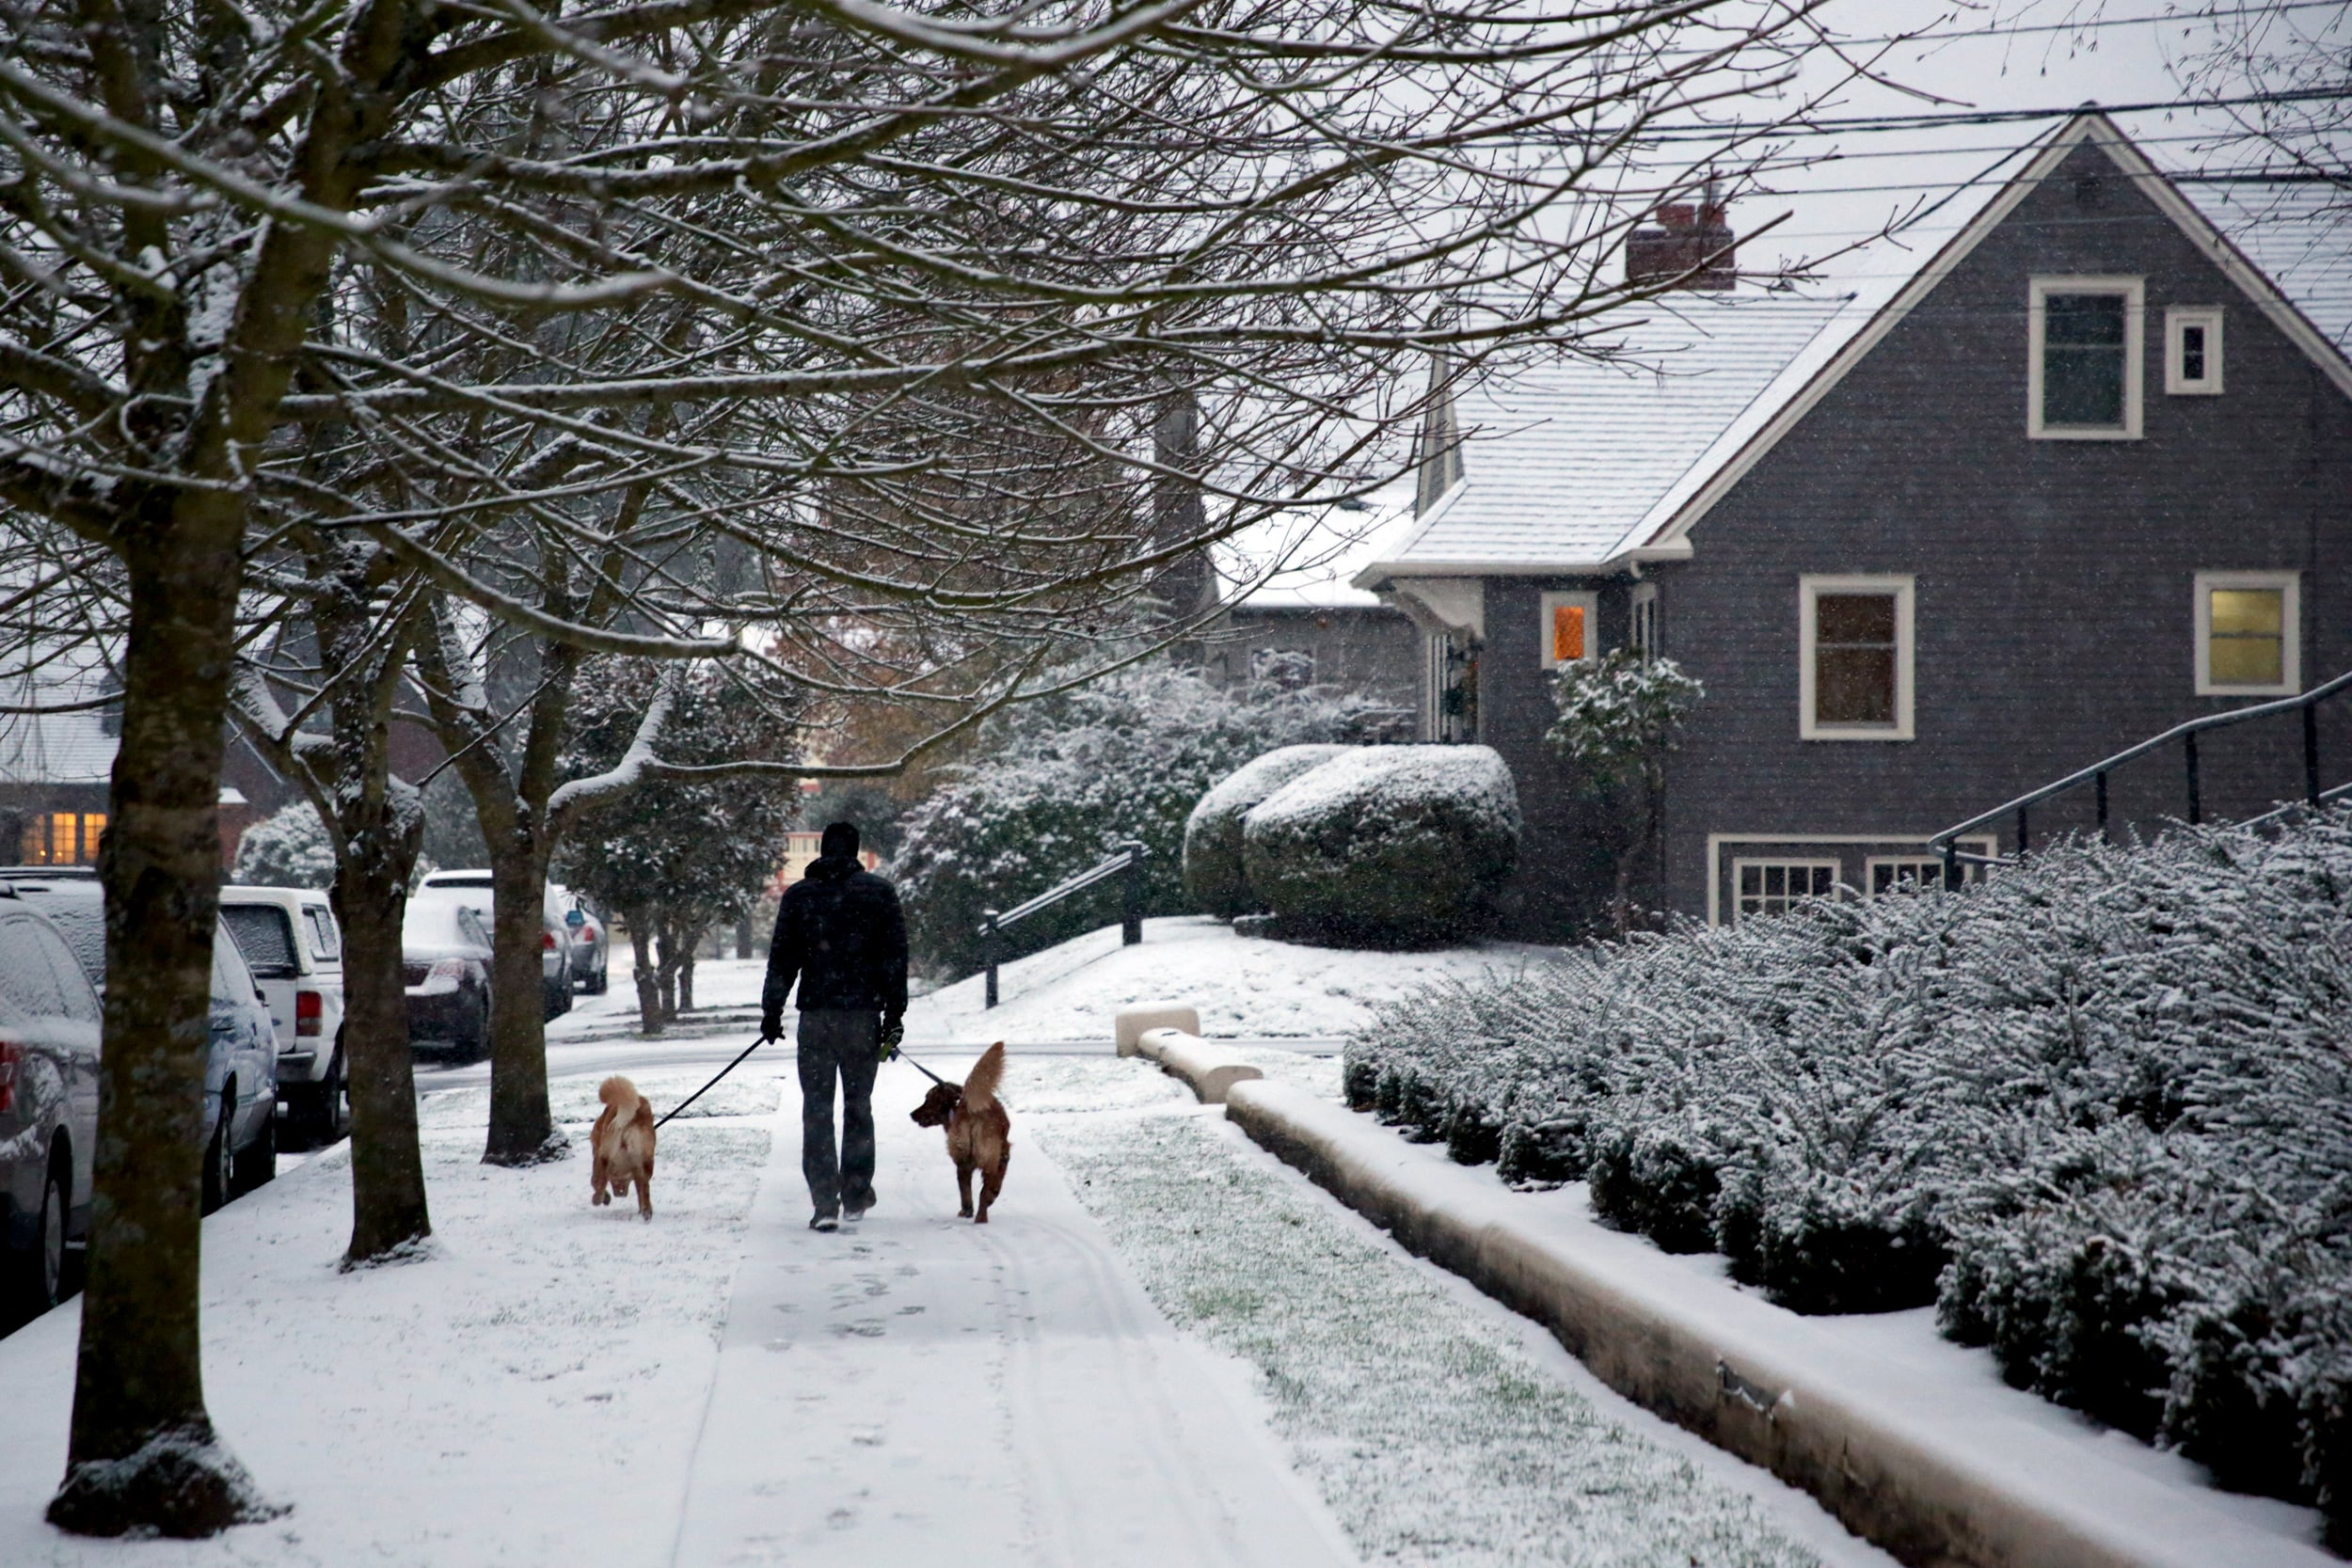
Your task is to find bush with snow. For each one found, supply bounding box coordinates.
[230,800,335,889]
[1343,809,2352,1544]
[1182,744,1354,917]
[894,665,1392,977]
[1242,745,1519,944]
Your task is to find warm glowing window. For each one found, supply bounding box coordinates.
[1538,591,1597,670]
[2195,572,2298,695]
[22,812,105,865]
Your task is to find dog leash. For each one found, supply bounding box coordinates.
[654,1035,956,1129]
[654,1035,771,1130]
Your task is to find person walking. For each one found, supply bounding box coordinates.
[760,820,909,1231]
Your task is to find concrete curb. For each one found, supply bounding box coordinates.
[1133,1028,1263,1104]
[1211,1077,2334,1568]
[1114,1004,1200,1056]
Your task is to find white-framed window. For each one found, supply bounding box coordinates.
[1799,575,1914,740]
[1538,590,1598,670]
[1732,859,1841,922]
[2028,276,2144,439]
[2194,570,2300,696]
[1629,582,1660,660]
[1867,856,1977,895]
[2165,307,2224,395]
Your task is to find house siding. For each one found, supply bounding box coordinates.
[1482,139,2352,935]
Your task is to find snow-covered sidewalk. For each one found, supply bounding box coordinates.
[672,1052,1354,1567]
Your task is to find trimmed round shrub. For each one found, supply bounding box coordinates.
[1182,744,1353,917]
[1242,745,1520,944]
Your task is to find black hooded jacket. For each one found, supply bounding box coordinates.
[762,853,910,1022]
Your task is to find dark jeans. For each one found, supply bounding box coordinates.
[798,1008,880,1218]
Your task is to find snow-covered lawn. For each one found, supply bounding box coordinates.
[1018,1056,1895,1568]
[550,918,1553,1047]
[0,1067,783,1567]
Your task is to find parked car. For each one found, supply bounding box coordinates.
[411,870,573,1020]
[402,898,493,1060]
[552,885,610,995]
[0,892,100,1311]
[1,867,278,1214]
[218,887,347,1148]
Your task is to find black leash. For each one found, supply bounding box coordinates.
[654,1035,771,1130]
[653,1034,955,1129]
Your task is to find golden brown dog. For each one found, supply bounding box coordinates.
[591,1075,657,1219]
[909,1042,1011,1223]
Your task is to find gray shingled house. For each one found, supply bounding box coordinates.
[1355,112,2352,939]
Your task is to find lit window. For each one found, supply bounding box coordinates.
[2195,571,2299,696]
[1538,591,1597,670]
[21,812,104,865]
[2029,277,2144,438]
[1800,576,1915,740]
[2166,307,2223,395]
[1734,860,1839,922]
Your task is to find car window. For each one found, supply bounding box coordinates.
[221,904,299,978]
[214,925,260,1004]
[304,906,342,960]
[0,916,69,1018]
[28,923,99,1024]
[457,906,490,949]
[14,888,103,982]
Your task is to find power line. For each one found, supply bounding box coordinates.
[1631,86,2352,142]
[1835,0,2350,48]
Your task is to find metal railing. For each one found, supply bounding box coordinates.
[1931,667,2352,883]
[979,840,1146,1008]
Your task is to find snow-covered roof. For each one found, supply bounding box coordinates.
[1360,113,2352,589]
[0,649,117,787]
[1360,294,1856,581]
[1213,490,1418,611]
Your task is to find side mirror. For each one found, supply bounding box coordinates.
[565,910,585,928]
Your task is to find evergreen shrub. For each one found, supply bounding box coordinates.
[1241,744,1520,944]
[1182,744,1353,916]
[1343,810,2352,1532]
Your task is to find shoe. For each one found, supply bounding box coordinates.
[809,1213,839,1232]
[843,1196,874,1223]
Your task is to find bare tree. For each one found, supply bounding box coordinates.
[0,0,1899,1534]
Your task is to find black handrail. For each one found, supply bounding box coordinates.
[1931,667,2352,881]
[979,840,1146,1008]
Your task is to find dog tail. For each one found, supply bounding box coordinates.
[598,1075,642,1114]
[961,1042,1007,1112]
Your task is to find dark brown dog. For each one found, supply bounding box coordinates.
[909,1042,1011,1223]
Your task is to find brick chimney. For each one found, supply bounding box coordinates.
[1627,185,1736,292]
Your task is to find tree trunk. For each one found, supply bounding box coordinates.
[51,530,278,1536]
[334,828,431,1263]
[482,845,561,1164]
[631,920,662,1037]
[678,938,697,1014]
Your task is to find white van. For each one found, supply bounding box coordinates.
[218,888,348,1147]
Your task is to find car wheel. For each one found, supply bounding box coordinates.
[200,1101,233,1214]
[303,1046,349,1147]
[233,1105,276,1196]
[8,1159,67,1313]
[585,961,608,996]
[543,980,570,1022]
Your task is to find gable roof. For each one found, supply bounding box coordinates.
[1359,111,2352,589]
[1359,293,1857,582]
[0,649,117,787]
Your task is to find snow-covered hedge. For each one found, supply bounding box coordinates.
[230,800,335,889]
[1243,745,1519,944]
[894,666,1393,977]
[1182,744,1353,917]
[1343,811,2352,1545]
